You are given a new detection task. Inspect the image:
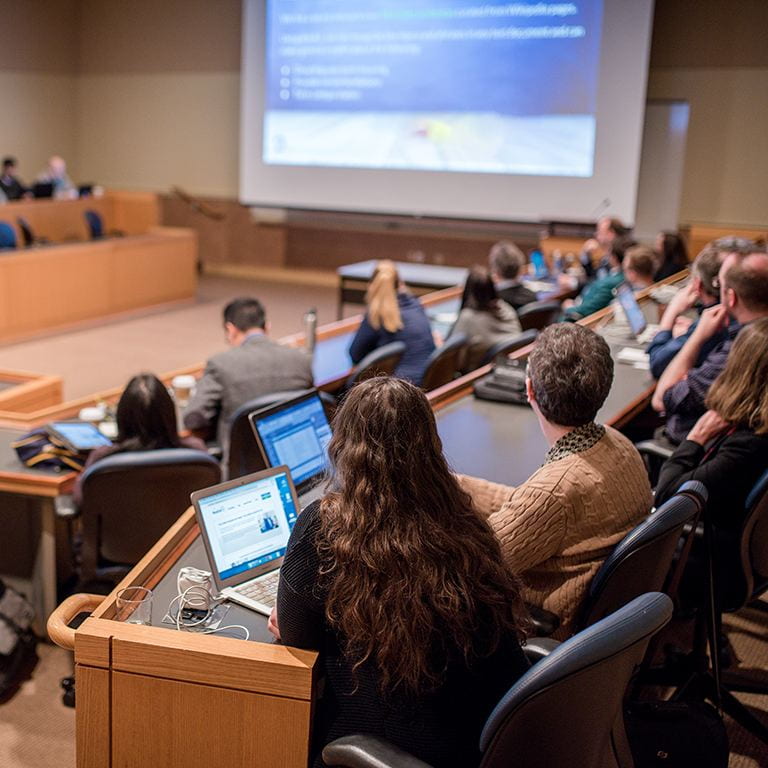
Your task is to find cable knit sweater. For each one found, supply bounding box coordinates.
[460,425,651,639]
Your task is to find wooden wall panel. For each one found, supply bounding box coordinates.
[76,666,112,768]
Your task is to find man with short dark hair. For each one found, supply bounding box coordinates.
[183,297,313,452]
[652,246,768,444]
[488,240,537,310]
[0,157,26,201]
[460,324,651,638]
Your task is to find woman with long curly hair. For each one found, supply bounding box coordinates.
[269,377,529,767]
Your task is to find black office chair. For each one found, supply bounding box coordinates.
[517,300,562,332]
[72,448,221,589]
[226,388,336,480]
[342,341,406,393]
[322,592,674,768]
[478,329,538,367]
[420,333,467,391]
[0,221,17,249]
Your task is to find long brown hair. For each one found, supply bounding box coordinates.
[366,260,403,332]
[460,265,502,315]
[317,377,527,696]
[707,318,768,434]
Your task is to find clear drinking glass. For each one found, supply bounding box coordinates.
[115,586,153,625]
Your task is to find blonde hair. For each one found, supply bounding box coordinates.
[366,260,403,333]
[707,318,768,435]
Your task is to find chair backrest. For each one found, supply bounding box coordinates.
[517,300,562,331]
[578,481,707,631]
[479,329,538,367]
[0,221,17,249]
[84,209,104,239]
[16,217,34,247]
[343,341,406,391]
[226,388,321,480]
[78,449,221,583]
[479,592,673,768]
[420,333,467,391]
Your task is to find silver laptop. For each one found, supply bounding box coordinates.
[614,282,648,338]
[248,390,332,507]
[191,466,301,616]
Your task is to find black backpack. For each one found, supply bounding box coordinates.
[0,579,38,702]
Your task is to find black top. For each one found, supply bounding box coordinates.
[277,500,529,768]
[655,428,768,533]
[496,282,537,311]
[0,174,25,201]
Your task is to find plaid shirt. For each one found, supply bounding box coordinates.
[663,320,741,444]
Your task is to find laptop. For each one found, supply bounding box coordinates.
[248,390,332,507]
[47,420,112,453]
[191,466,301,616]
[614,282,647,338]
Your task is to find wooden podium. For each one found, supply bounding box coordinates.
[48,509,318,768]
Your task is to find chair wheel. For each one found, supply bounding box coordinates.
[61,675,76,708]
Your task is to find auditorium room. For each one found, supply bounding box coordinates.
[1,1,767,766]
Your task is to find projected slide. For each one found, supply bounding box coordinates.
[264,1,603,177]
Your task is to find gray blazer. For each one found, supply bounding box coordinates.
[183,334,314,449]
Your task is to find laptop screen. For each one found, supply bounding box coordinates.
[251,394,331,488]
[196,470,298,582]
[615,283,647,337]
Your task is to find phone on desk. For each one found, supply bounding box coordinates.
[473,357,530,405]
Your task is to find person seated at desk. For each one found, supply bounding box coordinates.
[448,265,522,373]
[562,241,653,321]
[73,373,206,505]
[488,240,537,310]
[183,297,313,453]
[578,216,628,280]
[348,260,435,385]
[35,155,75,199]
[0,157,26,201]
[652,246,768,445]
[646,239,729,379]
[269,378,529,768]
[653,231,689,282]
[459,324,652,638]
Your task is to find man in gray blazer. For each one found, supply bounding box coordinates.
[183,297,314,453]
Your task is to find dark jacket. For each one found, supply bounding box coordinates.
[277,500,529,768]
[349,293,435,385]
[496,282,537,311]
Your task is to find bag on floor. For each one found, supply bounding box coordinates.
[624,699,729,768]
[11,428,86,472]
[0,579,38,701]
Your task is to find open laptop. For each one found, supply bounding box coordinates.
[191,466,300,616]
[248,390,332,507]
[614,282,648,338]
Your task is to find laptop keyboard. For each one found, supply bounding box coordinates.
[232,569,281,609]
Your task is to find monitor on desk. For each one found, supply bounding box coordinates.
[31,182,54,199]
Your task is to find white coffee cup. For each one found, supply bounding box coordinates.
[171,374,197,406]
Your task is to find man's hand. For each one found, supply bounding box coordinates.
[267,606,281,641]
[659,284,698,331]
[687,410,730,446]
[691,304,729,343]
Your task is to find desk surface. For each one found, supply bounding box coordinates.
[338,260,469,287]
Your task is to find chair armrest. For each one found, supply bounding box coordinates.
[526,602,560,637]
[54,494,79,520]
[635,440,675,461]
[322,735,434,768]
[524,637,562,664]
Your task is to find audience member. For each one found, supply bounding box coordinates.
[73,373,206,505]
[622,245,656,291]
[0,157,26,200]
[183,297,313,451]
[652,246,768,444]
[270,377,529,768]
[449,265,522,373]
[460,324,651,638]
[36,155,75,198]
[579,216,628,279]
[653,231,689,281]
[647,241,726,379]
[488,240,537,310]
[348,260,435,385]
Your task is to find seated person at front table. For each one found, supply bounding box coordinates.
[348,260,435,385]
[578,216,628,280]
[35,155,75,198]
[448,265,522,373]
[562,241,654,321]
[646,239,730,379]
[459,324,652,638]
[488,240,537,310]
[269,378,530,768]
[653,231,689,282]
[73,373,206,506]
[183,297,313,452]
[0,157,26,200]
[652,246,768,445]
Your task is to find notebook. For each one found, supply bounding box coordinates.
[248,390,332,506]
[192,466,300,616]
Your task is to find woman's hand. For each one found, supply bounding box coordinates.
[267,605,281,641]
[687,410,730,446]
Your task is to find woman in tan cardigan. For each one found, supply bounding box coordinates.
[460,324,652,639]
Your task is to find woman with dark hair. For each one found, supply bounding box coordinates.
[269,377,529,767]
[654,231,689,281]
[449,265,522,372]
[73,373,206,504]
